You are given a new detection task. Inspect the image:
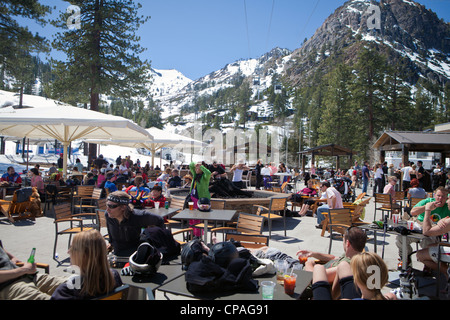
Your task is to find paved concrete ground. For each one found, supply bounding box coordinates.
[0,182,446,300]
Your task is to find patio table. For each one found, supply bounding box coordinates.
[172,209,238,243]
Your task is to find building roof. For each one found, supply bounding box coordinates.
[297,144,357,157]
[372,131,450,153]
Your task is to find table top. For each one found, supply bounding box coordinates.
[156,268,312,300]
[173,209,238,222]
[116,261,185,293]
[359,221,427,240]
[146,207,180,219]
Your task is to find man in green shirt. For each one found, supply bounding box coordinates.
[396,187,450,266]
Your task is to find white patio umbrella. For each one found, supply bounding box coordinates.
[0,104,153,178]
[86,126,206,167]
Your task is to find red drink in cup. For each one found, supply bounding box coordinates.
[284,274,297,295]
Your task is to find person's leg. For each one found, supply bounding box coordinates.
[316,205,329,225]
[311,264,332,300]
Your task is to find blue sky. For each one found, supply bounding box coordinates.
[25,0,450,80]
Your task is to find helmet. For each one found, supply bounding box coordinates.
[180,238,206,270]
[129,242,162,275]
[208,241,238,268]
[198,197,211,212]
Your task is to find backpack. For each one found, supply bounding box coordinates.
[185,255,258,294]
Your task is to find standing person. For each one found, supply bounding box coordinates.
[51,229,122,300]
[189,161,211,237]
[230,159,249,189]
[362,161,370,194]
[400,162,413,197]
[105,191,164,257]
[373,163,384,196]
[57,153,64,171]
[416,160,426,189]
[255,159,263,190]
[315,181,344,228]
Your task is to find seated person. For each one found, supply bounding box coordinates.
[104,172,118,193]
[312,252,391,300]
[297,226,367,298]
[416,196,450,281]
[144,185,166,209]
[51,229,122,300]
[208,161,227,180]
[407,178,427,200]
[167,169,182,188]
[105,191,164,257]
[1,166,22,185]
[288,180,318,216]
[182,174,193,188]
[0,244,66,300]
[125,176,150,197]
[83,172,96,186]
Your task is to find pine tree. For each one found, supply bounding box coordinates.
[51,0,151,161]
[0,0,50,104]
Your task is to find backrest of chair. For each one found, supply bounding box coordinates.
[169,197,185,210]
[54,203,73,220]
[94,284,129,300]
[395,191,405,202]
[375,193,392,206]
[210,200,225,210]
[97,198,107,210]
[76,185,94,197]
[280,181,288,193]
[328,208,352,226]
[225,233,269,249]
[409,197,423,208]
[236,213,265,234]
[92,188,103,199]
[96,209,107,229]
[270,197,287,211]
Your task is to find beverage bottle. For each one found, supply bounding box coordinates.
[27,248,36,264]
[165,201,169,209]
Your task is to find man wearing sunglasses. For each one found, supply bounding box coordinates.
[105,191,164,257]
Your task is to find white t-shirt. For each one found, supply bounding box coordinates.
[374,168,383,179]
[401,166,412,182]
[326,187,343,209]
[232,168,244,182]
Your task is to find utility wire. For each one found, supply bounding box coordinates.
[298,0,320,45]
[265,0,275,52]
[243,0,252,58]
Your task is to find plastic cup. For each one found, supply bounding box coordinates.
[261,281,276,300]
[188,202,194,210]
[407,220,414,230]
[275,260,287,284]
[392,214,400,224]
[284,273,297,295]
[154,202,160,209]
[298,254,308,265]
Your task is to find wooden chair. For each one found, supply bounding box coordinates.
[53,203,97,260]
[0,188,34,223]
[326,208,353,254]
[164,196,186,230]
[225,233,269,250]
[271,181,288,193]
[72,185,94,210]
[93,284,130,300]
[172,228,194,246]
[403,197,424,219]
[374,193,399,221]
[321,198,371,237]
[73,187,102,214]
[210,213,265,243]
[253,197,287,238]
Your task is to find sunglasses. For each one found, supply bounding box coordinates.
[107,203,121,209]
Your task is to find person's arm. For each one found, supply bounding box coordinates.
[0,262,36,284]
[423,203,450,237]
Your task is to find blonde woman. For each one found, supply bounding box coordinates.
[51,229,122,300]
[312,252,390,300]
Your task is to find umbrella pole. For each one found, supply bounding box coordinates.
[63,142,69,180]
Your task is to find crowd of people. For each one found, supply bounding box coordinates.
[1,153,450,301]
